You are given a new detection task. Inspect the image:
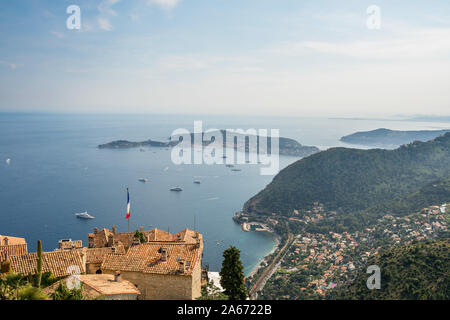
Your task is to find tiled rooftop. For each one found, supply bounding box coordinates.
[43,274,140,298]
[0,244,28,262]
[58,240,83,250]
[9,250,85,278]
[0,235,26,246]
[101,241,202,276]
[84,245,125,264]
[88,227,201,249]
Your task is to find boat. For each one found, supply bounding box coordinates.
[231,168,242,172]
[138,178,148,183]
[225,164,234,168]
[75,211,95,219]
[193,180,201,184]
[170,186,183,192]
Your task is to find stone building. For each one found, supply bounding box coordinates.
[101,239,203,300]
[0,235,28,263]
[87,226,200,249]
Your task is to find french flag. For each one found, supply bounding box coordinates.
[126,188,131,220]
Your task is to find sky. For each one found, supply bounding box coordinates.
[0,0,450,117]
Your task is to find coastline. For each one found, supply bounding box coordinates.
[247,231,280,278]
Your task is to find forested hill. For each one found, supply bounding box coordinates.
[333,239,450,300]
[366,176,450,216]
[340,128,450,147]
[243,132,450,216]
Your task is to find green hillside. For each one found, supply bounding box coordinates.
[244,133,450,216]
[367,176,450,216]
[333,239,450,300]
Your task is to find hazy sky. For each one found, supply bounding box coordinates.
[1,0,450,116]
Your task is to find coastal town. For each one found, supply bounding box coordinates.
[236,202,449,299]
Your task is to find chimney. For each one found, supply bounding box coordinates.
[176,234,182,241]
[178,259,186,274]
[88,235,94,248]
[114,271,122,282]
[93,227,98,235]
[112,225,117,235]
[108,234,114,247]
[161,248,167,262]
[196,236,201,249]
[3,237,9,246]
[139,226,144,233]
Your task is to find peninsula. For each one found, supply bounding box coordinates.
[98,130,320,158]
[340,128,450,147]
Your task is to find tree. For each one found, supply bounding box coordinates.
[35,240,43,288]
[17,285,48,300]
[197,280,229,300]
[134,230,146,243]
[0,273,26,300]
[51,282,84,300]
[1,260,12,274]
[219,246,247,300]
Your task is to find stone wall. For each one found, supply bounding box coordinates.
[102,269,199,300]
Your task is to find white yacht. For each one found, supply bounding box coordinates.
[75,211,95,219]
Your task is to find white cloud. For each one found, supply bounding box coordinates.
[147,0,181,10]
[98,17,113,31]
[97,0,120,31]
[272,28,450,60]
[98,0,120,16]
[50,31,64,39]
[0,61,21,70]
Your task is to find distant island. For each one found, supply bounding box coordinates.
[98,130,320,158]
[340,128,450,147]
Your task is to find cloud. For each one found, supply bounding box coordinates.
[0,61,21,70]
[97,0,120,31]
[272,28,450,60]
[147,0,182,10]
[50,31,64,39]
[98,17,113,31]
[98,0,120,16]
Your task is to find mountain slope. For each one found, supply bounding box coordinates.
[333,239,450,300]
[244,132,450,216]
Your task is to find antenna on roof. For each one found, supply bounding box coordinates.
[194,214,197,231]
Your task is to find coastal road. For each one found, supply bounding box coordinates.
[249,221,293,299]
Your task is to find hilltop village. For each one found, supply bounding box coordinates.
[0,227,206,300]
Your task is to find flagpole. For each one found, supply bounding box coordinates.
[127,188,130,234]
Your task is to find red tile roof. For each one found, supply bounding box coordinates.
[84,245,125,264]
[0,244,28,262]
[9,250,85,278]
[101,242,202,276]
[0,235,26,246]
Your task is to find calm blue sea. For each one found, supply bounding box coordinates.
[1,113,449,274]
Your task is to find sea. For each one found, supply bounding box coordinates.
[1,113,449,275]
